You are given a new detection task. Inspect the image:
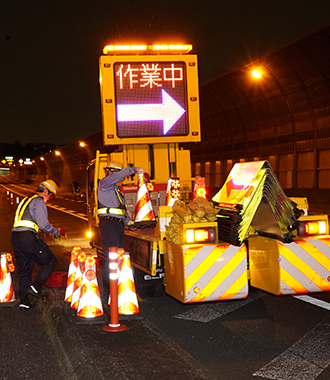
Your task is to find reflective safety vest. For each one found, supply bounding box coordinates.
[13,194,40,232]
[97,207,126,216]
[97,187,127,217]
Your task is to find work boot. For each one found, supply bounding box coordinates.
[29,280,44,299]
[19,295,33,310]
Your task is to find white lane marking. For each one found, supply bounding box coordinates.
[173,291,262,323]
[253,323,330,379]
[47,204,88,221]
[293,295,330,311]
[2,185,88,222]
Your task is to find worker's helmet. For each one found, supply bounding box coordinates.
[104,161,123,174]
[37,180,58,196]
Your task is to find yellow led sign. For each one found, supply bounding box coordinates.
[103,44,193,55]
[99,54,201,145]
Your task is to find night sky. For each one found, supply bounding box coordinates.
[2,0,330,145]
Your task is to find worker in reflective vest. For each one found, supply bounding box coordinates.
[11,180,62,309]
[97,161,144,291]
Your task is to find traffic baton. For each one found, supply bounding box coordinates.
[102,247,127,332]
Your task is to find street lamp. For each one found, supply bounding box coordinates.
[251,69,262,79]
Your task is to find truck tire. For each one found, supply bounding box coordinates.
[133,268,165,298]
[153,281,165,297]
[133,267,148,299]
[146,279,165,297]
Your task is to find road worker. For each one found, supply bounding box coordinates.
[97,162,144,291]
[11,180,62,309]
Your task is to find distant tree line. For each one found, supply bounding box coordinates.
[0,141,66,159]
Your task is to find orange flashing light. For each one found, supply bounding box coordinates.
[6,253,15,272]
[85,269,96,281]
[103,44,192,55]
[193,176,206,199]
[86,256,96,267]
[147,182,154,192]
[170,177,181,199]
[77,251,86,263]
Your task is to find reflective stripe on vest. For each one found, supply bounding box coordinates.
[13,195,40,232]
[97,207,126,216]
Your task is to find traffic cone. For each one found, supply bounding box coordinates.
[76,254,104,322]
[165,177,173,206]
[0,252,16,303]
[70,250,86,310]
[64,246,82,303]
[134,173,156,224]
[112,252,139,315]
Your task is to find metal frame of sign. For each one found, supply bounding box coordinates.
[99,54,201,145]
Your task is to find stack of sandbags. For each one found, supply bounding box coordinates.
[165,198,217,244]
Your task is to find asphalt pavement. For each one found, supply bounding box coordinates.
[1,272,215,380]
[2,182,330,380]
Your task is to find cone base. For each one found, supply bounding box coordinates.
[0,299,18,307]
[75,315,105,325]
[102,323,127,332]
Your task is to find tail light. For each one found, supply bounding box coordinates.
[298,220,327,236]
[185,227,216,244]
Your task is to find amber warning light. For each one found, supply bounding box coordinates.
[185,227,216,244]
[298,220,328,236]
[103,44,193,55]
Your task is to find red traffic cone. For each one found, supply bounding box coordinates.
[70,250,86,310]
[117,252,139,315]
[134,173,156,225]
[65,246,82,303]
[76,254,104,321]
[0,252,16,303]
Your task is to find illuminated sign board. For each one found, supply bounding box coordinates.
[99,55,200,145]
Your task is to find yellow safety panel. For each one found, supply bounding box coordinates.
[249,236,330,295]
[164,241,248,303]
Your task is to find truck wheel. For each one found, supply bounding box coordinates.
[146,279,165,297]
[133,267,148,299]
[153,281,165,297]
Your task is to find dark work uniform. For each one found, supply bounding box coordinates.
[97,167,138,282]
[11,194,58,299]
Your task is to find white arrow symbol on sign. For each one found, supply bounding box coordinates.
[117,89,186,135]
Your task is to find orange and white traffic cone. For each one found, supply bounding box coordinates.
[0,252,16,303]
[116,252,139,315]
[134,173,156,225]
[70,250,86,310]
[64,246,82,303]
[76,253,104,322]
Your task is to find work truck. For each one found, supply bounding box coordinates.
[86,44,330,303]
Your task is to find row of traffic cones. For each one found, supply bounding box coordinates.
[64,246,139,323]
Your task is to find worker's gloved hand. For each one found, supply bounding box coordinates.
[127,220,134,226]
[136,167,145,174]
[53,229,62,238]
